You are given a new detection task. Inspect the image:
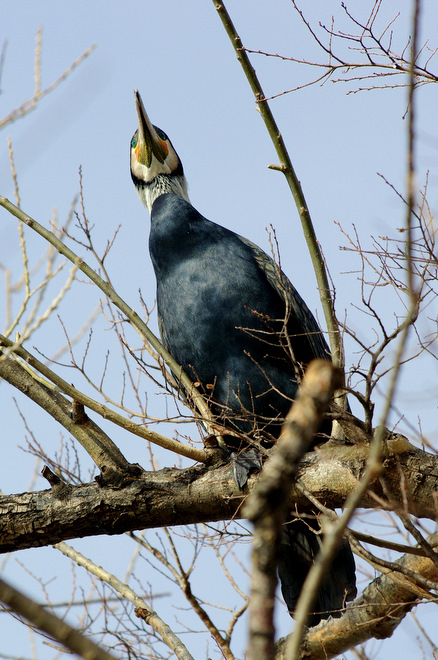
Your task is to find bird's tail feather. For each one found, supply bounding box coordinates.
[278,517,357,627]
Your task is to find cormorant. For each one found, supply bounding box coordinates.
[130,90,356,625]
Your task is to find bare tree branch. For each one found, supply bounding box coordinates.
[212,1,344,375]
[0,30,96,130]
[275,532,438,660]
[0,576,118,660]
[0,350,130,472]
[0,195,214,450]
[244,361,341,660]
[55,541,195,660]
[0,334,205,463]
[0,438,436,554]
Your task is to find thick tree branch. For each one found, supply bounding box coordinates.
[0,440,436,554]
[275,532,438,660]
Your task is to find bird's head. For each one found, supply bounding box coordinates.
[130,90,189,212]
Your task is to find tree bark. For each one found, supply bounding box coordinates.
[275,532,438,659]
[0,440,436,553]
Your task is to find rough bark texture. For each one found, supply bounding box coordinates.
[245,361,342,660]
[0,440,437,554]
[275,532,438,659]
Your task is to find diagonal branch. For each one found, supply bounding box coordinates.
[0,197,208,461]
[275,532,438,660]
[0,36,96,130]
[212,1,343,372]
[0,334,205,463]
[0,351,129,471]
[55,541,194,660]
[0,576,117,660]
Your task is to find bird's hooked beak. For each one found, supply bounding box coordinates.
[134,89,168,167]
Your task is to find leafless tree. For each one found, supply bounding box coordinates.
[1,2,437,659]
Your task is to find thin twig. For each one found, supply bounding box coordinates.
[0,333,205,463]
[0,37,96,130]
[0,576,118,660]
[0,197,208,462]
[54,542,194,660]
[286,3,424,652]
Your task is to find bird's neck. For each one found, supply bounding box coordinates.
[136,173,190,213]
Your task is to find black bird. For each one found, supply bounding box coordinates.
[130,90,356,625]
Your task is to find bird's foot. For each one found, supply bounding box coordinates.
[230,448,262,489]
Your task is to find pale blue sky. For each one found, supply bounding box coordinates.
[1,1,438,658]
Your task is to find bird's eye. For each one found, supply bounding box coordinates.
[131,137,137,149]
[156,128,167,141]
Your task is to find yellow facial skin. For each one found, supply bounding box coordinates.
[130,91,179,183]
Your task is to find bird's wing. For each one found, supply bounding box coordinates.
[239,235,330,360]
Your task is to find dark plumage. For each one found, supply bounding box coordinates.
[131,90,356,624]
[279,525,356,626]
[149,193,328,443]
